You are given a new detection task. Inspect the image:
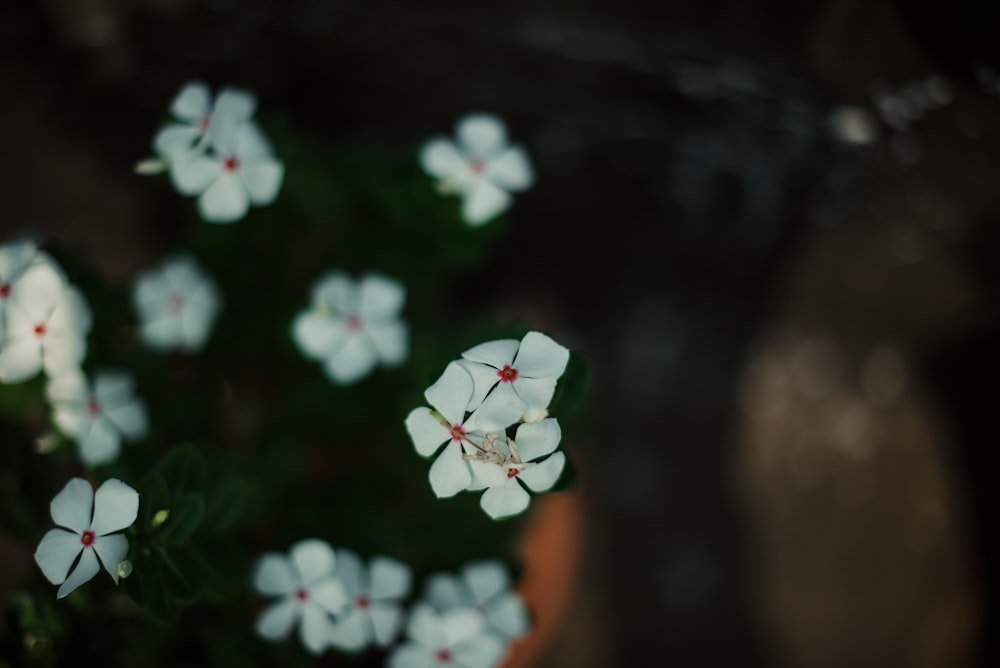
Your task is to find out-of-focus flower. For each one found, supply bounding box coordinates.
[132,253,221,353]
[327,549,412,652]
[152,82,257,158]
[34,477,139,599]
[253,539,349,655]
[292,272,408,385]
[425,560,530,640]
[47,369,148,467]
[419,113,534,226]
[387,602,505,668]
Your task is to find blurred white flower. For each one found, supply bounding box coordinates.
[387,602,505,668]
[292,272,408,385]
[465,420,566,520]
[425,560,530,640]
[0,262,91,384]
[132,253,221,353]
[327,549,412,652]
[419,113,534,226]
[404,362,479,498]
[253,539,349,655]
[34,477,139,599]
[153,81,257,158]
[459,331,570,432]
[47,369,148,467]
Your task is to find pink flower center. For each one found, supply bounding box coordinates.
[33,323,46,338]
[80,530,95,548]
[0,282,10,299]
[87,399,101,417]
[435,648,453,663]
[356,595,371,610]
[223,156,240,173]
[345,315,361,332]
[197,118,209,133]
[168,295,184,314]
[469,160,485,175]
[497,365,518,383]
[449,424,466,442]
[295,588,309,602]
[507,468,521,479]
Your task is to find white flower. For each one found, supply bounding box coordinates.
[132,253,221,352]
[253,539,349,655]
[46,369,148,466]
[327,549,412,652]
[0,261,91,384]
[153,81,256,159]
[419,113,534,226]
[465,419,566,520]
[34,477,139,599]
[387,602,505,668]
[459,331,570,432]
[291,272,408,386]
[425,560,530,640]
[404,362,480,498]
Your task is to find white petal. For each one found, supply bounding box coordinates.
[332,547,364,596]
[366,322,408,366]
[512,418,561,462]
[104,400,148,440]
[205,88,257,151]
[419,138,465,179]
[461,339,518,369]
[50,477,94,533]
[453,632,506,668]
[461,180,511,226]
[254,554,296,596]
[0,338,43,383]
[78,417,122,467]
[480,484,531,520]
[153,124,201,157]
[388,643,435,668]
[358,274,405,321]
[170,82,211,122]
[52,405,87,438]
[462,561,509,606]
[425,574,469,610]
[9,262,64,319]
[429,441,472,499]
[513,332,569,379]
[440,608,486,645]
[198,173,249,223]
[41,336,88,376]
[0,238,38,281]
[93,372,131,404]
[92,533,129,582]
[406,603,444,647]
[180,282,220,350]
[467,382,526,433]
[240,159,284,205]
[324,334,377,385]
[485,146,534,192]
[56,547,101,598]
[328,609,370,651]
[169,153,221,196]
[291,311,343,360]
[370,556,411,600]
[141,317,184,351]
[91,478,139,535]
[290,538,336,586]
[255,598,299,640]
[299,602,336,655]
[234,121,273,160]
[370,602,405,646]
[311,577,348,615]
[45,368,88,402]
[457,114,507,159]
[517,451,566,492]
[510,376,557,415]
[34,529,83,584]
[424,362,475,426]
[484,592,530,638]
[313,272,356,313]
[467,461,508,490]
[405,408,449,458]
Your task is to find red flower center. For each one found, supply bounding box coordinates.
[80,530,95,548]
[87,399,101,417]
[33,323,46,338]
[448,424,466,442]
[0,282,10,299]
[356,595,371,610]
[469,160,485,175]
[497,365,518,383]
[168,295,184,314]
[295,588,309,602]
[507,468,521,479]
[345,315,361,332]
[223,156,240,173]
[435,648,453,663]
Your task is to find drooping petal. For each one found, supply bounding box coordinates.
[484,592,530,638]
[299,602,337,655]
[254,554,296,596]
[358,274,406,321]
[485,146,534,192]
[254,598,299,640]
[462,561,509,607]
[425,573,469,610]
[428,441,472,499]
[56,547,101,599]
[457,114,507,160]
[92,533,129,582]
[0,338,43,383]
[324,334,377,385]
[440,607,486,646]
[512,418,561,462]
[78,417,122,467]
[461,180,511,226]
[365,322,408,366]
[34,528,83,584]
[467,382,526,433]
[170,153,222,196]
[517,452,566,492]
[405,408,449,458]
[370,602,405,646]
[90,478,139,535]
[419,138,465,179]
[291,311,343,360]
[49,477,94,534]
[453,632,506,668]
[512,331,570,380]
[328,609,370,651]
[170,82,211,123]
[509,376,557,415]
[104,400,148,440]
[370,556,411,600]
[332,547,365,596]
[290,538,336,587]
[424,362,475,426]
[240,159,284,205]
[388,643,436,668]
[480,483,531,520]
[310,577,349,615]
[198,172,249,223]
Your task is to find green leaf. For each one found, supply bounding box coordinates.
[549,352,591,425]
[156,445,208,494]
[135,472,170,529]
[155,492,205,546]
[201,478,250,536]
[124,573,179,625]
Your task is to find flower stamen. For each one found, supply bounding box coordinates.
[496,365,518,383]
[80,530,95,548]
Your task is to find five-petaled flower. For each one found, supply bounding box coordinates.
[425,560,530,640]
[419,113,534,226]
[327,548,412,652]
[132,253,221,352]
[253,539,349,655]
[292,272,408,386]
[153,81,256,159]
[387,602,505,668]
[34,477,139,599]
[0,239,62,335]
[47,369,149,467]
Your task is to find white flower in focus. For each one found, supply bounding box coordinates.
[387,603,505,668]
[419,113,534,226]
[253,539,349,655]
[152,81,256,159]
[34,477,139,599]
[132,253,221,352]
[425,560,530,640]
[0,262,91,384]
[327,549,412,652]
[458,331,570,432]
[404,362,479,498]
[47,369,148,466]
[465,419,566,519]
[292,272,408,385]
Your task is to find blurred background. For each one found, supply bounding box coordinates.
[1,0,999,666]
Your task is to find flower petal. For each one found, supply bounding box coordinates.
[50,477,94,533]
[419,138,465,180]
[299,602,337,655]
[388,643,435,668]
[457,114,507,160]
[198,173,249,223]
[91,478,139,535]
[254,554,296,596]
[141,317,184,352]
[154,124,201,157]
[240,159,284,205]
[461,339,518,369]
[484,592,530,638]
[424,361,475,426]
[328,609,370,651]
[405,407,449,458]
[92,533,129,583]
[440,607,486,645]
[170,153,221,196]
[103,400,148,440]
[370,601,405,646]
[291,311,343,360]
[170,82,211,122]
[513,332,570,380]
[429,441,472,499]
[56,547,101,598]
[467,381,526,433]
[512,418,561,462]
[462,561,509,606]
[406,603,444,647]
[0,337,43,383]
[255,598,299,640]
[365,322,408,366]
[313,272,356,313]
[480,483,531,520]
[517,451,566,492]
[234,120,272,160]
[332,548,365,596]
[425,573,469,610]
[290,538,336,587]
[485,146,534,192]
[453,632,506,668]
[0,238,38,280]
[34,528,82,584]
[324,334,377,385]
[467,460,508,490]
[358,274,405,321]
[370,556,411,600]
[78,417,122,467]
[509,376,557,415]
[311,577,348,615]
[52,405,87,438]
[461,180,511,226]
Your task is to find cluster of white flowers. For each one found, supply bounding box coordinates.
[132,252,221,353]
[420,114,534,226]
[140,82,285,224]
[405,331,570,519]
[291,272,409,385]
